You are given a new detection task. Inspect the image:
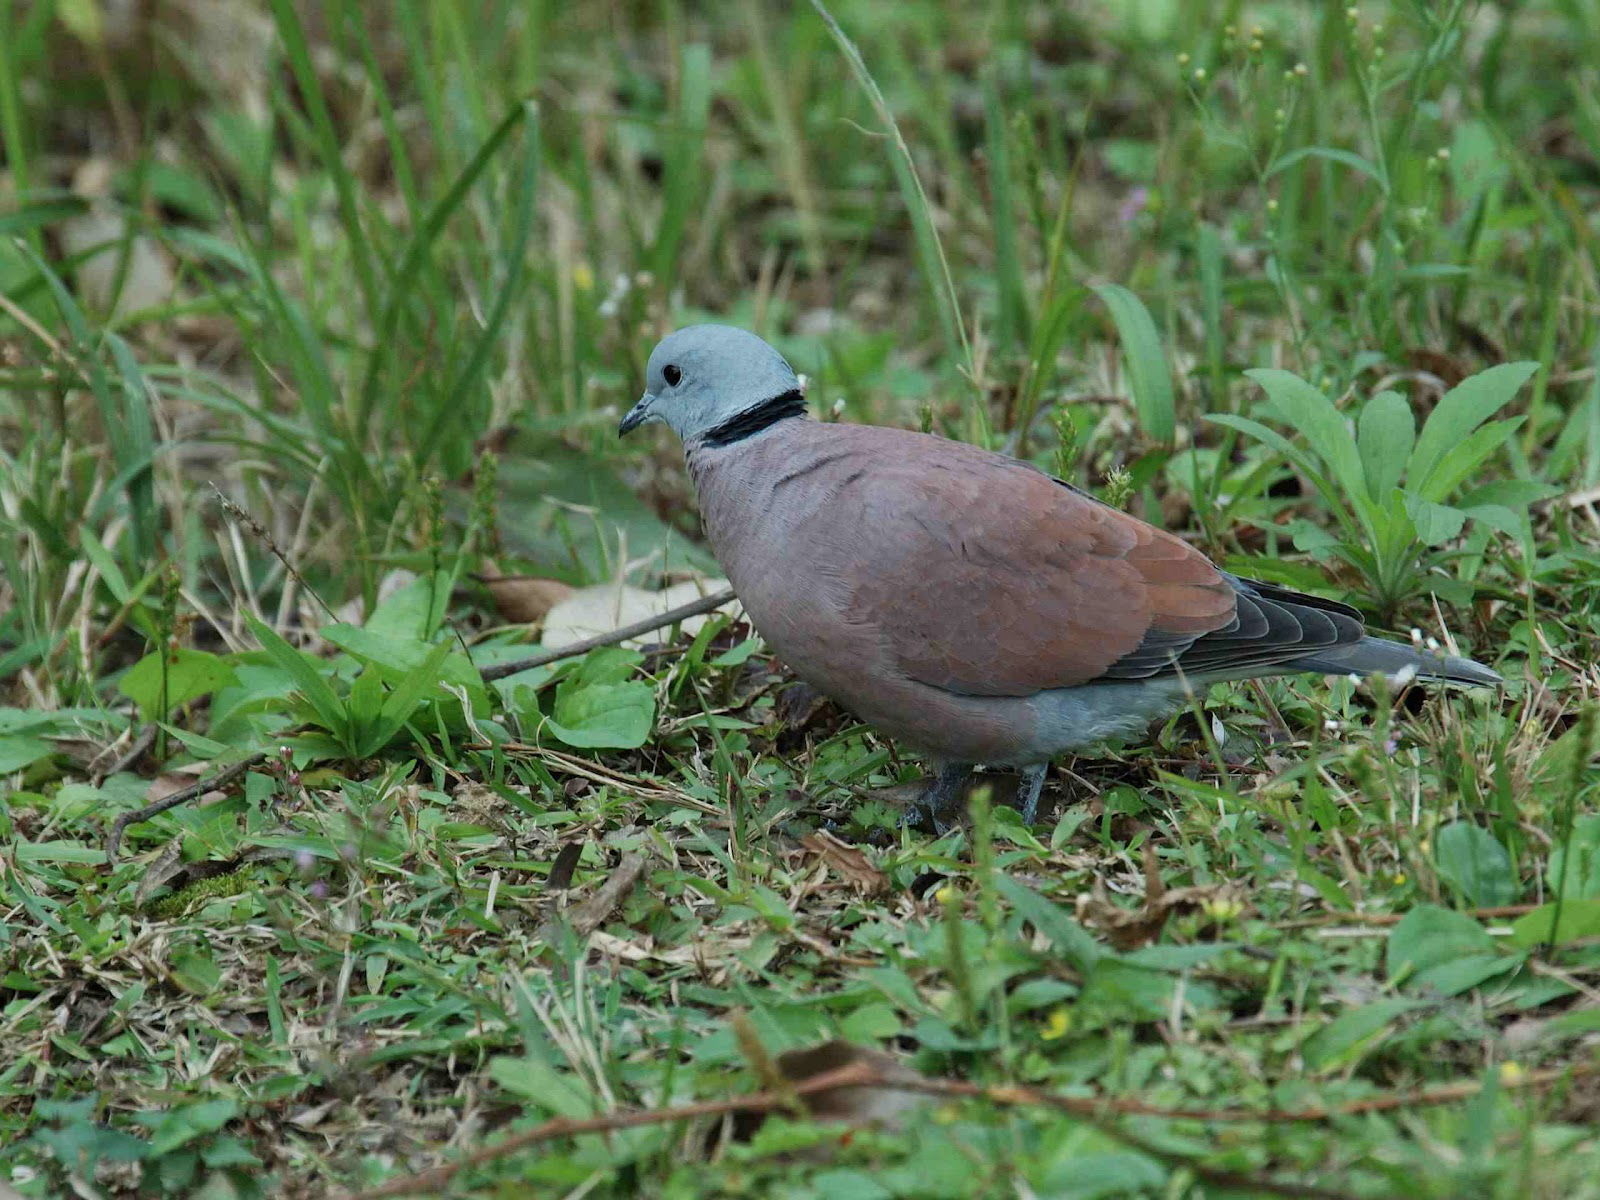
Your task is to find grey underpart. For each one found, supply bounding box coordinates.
[902,762,974,834]
[1027,677,1194,761]
[1018,762,1050,825]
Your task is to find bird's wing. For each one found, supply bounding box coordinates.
[838,437,1362,697]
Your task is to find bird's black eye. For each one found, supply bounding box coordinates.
[662,364,682,387]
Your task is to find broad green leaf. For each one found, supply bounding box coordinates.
[56,0,105,44]
[118,648,240,720]
[366,640,455,751]
[545,680,655,749]
[347,662,386,727]
[1077,958,1178,1021]
[159,726,230,759]
[1408,953,1520,998]
[1245,368,1366,502]
[1301,998,1415,1071]
[839,1002,901,1041]
[0,735,55,774]
[1036,1150,1167,1198]
[1414,418,1524,502]
[78,525,132,604]
[364,571,453,640]
[1404,497,1467,545]
[1092,284,1174,442]
[247,616,346,734]
[488,1055,594,1117]
[1532,719,1600,786]
[1509,900,1600,948]
[12,839,106,863]
[0,708,60,734]
[1357,390,1414,500]
[569,645,645,688]
[1456,479,1561,509]
[1461,504,1524,536]
[1268,144,1388,192]
[1548,816,1600,900]
[142,1098,240,1156]
[321,624,481,688]
[1434,821,1518,907]
[1387,904,1497,988]
[1408,362,1539,493]
[171,950,223,995]
[1206,413,1312,468]
[996,875,1103,971]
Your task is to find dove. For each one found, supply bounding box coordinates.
[619,324,1502,831]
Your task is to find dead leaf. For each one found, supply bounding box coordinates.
[799,830,889,896]
[541,577,735,649]
[479,567,575,624]
[333,569,420,626]
[1405,347,1469,389]
[133,839,186,909]
[587,928,753,967]
[58,204,176,320]
[534,852,649,944]
[1076,843,1249,950]
[779,1040,925,1127]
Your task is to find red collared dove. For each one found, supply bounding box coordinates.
[619,325,1501,830]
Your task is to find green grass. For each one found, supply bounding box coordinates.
[4,1,1600,1196]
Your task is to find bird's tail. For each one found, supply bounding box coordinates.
[1289,636,1502,687]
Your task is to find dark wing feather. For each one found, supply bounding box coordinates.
[1098,576,1366,681]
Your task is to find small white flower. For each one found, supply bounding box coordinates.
[1410,627,1424,647]
[598,272,632,318]
[1324,719,1342,731]
[1389,664,1418,687]
[1426,636,1441,653]
[831,398,845,416]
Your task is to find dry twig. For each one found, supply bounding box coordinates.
[342,1054,1600,1199]
[479,586,737,680]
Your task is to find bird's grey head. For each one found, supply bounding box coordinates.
[618,324,804,444]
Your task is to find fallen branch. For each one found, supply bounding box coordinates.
[1276,904,1540,931]
[479,586,737,680]
[533,851,649,944]
[90,722,158,783]
[105,754,264,862]
[341,1052,1600,1199]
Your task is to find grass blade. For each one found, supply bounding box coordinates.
[810,0,971,383]
[1092,283,1175,443]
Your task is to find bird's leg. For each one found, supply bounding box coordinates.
[902,762,974,834]
[1017,763,1050,825]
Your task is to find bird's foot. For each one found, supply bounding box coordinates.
[900,763,974,835]
[1017,762,1050,826]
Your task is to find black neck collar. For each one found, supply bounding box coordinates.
[700,389,808,447]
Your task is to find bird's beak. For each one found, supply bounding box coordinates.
[618,391,656,437]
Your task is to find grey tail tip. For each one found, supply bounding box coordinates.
[1294,636,1504,688]
[1437,654,1504,688]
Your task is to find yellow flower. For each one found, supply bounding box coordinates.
[1203,896,1245,922]
[934,885,956,906]
[1499,1061,1526,1085]
[1042,1008,1072,1040]
[572,262,595,291]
